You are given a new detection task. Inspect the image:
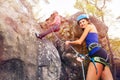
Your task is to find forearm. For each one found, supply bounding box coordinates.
[70,40,81,45]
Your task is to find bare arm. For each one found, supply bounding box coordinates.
[66,25,91,45]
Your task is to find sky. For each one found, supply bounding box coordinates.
[32,0,120,39]
[32,0,79,21]
[107,0,120,39]
[108,0,120,18]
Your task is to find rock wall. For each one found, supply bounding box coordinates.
[0,0,61,80]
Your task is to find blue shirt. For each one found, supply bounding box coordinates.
[85,33,100,56]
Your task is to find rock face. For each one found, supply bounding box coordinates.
[37,39,61,80]
[0,0,61,80]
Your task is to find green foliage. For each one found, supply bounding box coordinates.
[86,4,96,15]
[74,0,110,21]
[110,39,120,57]
[74,0,84,12]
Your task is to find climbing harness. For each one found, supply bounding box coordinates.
[91,56,109,66]
[88,43,101,51]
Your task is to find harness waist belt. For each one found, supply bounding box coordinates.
[88,43,101,51]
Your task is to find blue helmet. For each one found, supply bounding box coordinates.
[77,14,89,22]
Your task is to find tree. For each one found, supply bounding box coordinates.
[74,0,111,22]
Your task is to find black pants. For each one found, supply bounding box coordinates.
[90,48,110,63]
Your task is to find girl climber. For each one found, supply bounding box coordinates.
[65,14,113,80]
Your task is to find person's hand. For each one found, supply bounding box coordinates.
[65,41,71,46]
[76,57,83,62]
[65,41,71,50]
